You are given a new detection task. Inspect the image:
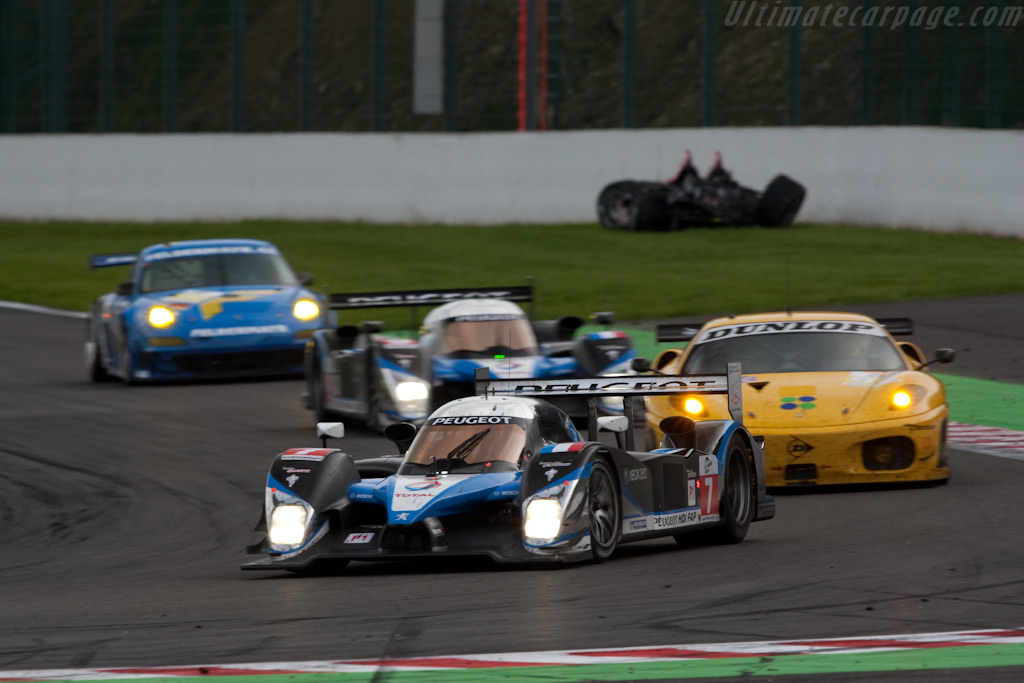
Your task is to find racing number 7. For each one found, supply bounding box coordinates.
[700,475,719,516]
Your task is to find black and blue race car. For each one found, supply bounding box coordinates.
[243,364,775,571]
[85,238,326,383]
[303,284,635,429]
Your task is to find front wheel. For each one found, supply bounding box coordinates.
[85,322,111,382]
[119,345,137,385]
[588,459,620,561]
[714,435,754,543]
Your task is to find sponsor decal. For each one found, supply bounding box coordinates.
[281,448,331,461]
[352,493,373,500]
[624,467,649,483]
[284,468,311,474]
[629,519,648,530]
[687,480,696,507]
[781,395,816,411]
[539,461,572,467]
[695,321,885,344]
[451,314,523,322]
[396,512,410,521]
[347,291,515,305]
[405,480,442,491]
[544,468,559,482]
[843,371,904,387]
[189,324,290,337]
[430,416,515,425]
[502,378,724,394]
[699,455,718,476]
[344,532,374,544]
[653,509,701,529]
[786,437,814,459]
[541,443,586,454]
[285,474,300,487]
[144,245,279,261]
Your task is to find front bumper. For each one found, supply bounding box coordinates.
[756,406,949,486]
[135,339,308,380]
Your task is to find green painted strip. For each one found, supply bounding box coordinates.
[16,643,1024,683]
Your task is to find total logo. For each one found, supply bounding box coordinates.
[405,480,442,491]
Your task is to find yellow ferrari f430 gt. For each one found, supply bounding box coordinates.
[643,312,955,487]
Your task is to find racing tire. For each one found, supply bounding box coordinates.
[310,355,333,423]
[365,380,383,434]
[588,459,620,561]
[597,181,638,230]
[712,434,754,544]
[85,322,111,382]
[753,175,805,227]
[119,345,137,385]
[628,187,673,232]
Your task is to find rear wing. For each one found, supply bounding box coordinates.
[876,317,914,336]
[475,363,743,448]
[328,285,533,311]
[90,253,138,268]
[656,322,706,343]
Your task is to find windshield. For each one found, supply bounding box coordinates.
[139,253,298,293]
[400,417,528,474]
[440,315,539,358]
[683,331,906,374]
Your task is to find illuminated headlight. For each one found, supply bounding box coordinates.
[268,504,308,546]
[395,380,429,402]
[293,299,321,321]
[891,385,923,409]
[683,397,704,415]
[148,306,175,328]
[524,498,562,541]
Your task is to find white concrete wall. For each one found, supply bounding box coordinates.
[1,127,1022,237]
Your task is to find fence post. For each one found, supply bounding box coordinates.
[786,0,800,125]
[943,20,961,126]
[163,0,177,133]
[986,0,1003,129]
[3,0,20,132]
[622,0,636,128]
[300,0,313,131]
[860,0,876,125]
[702,0,716,127]
[41,0,67,132]
[902,0,919,124]
[232,0,245,132]
[372,0,386,131]
[99,0,114,132]
[443,0,457,131]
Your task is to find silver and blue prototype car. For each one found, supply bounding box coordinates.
[243,364,775,572]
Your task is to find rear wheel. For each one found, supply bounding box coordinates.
[588,459,620,561]
[754,175,806,227]
[310,355,332,422]
[119,345,137,385]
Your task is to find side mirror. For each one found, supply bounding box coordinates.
[384,422,418,455]
[590,311,615,326]
[362,320,385,334]
[931,348,956,365]
[630,357,653,373]
[297,272,314,286]
[316,421,345,447]
[116,282,134,296]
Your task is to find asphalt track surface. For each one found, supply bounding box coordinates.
[1,295,1023,681]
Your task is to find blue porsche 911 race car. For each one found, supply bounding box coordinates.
[303,284,635,428]
[243,364,775,572]
[85,239,326,383]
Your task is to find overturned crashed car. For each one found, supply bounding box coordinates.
[597,151,806,231]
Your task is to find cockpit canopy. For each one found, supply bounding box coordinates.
[398,396,579,475]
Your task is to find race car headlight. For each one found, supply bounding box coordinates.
[268,504,308,546]
[524,498,562,541]
[683,397,704,415]
[891,385,924,410]
[395,380,429,402]
[148,306,176,328]
[293,299,320,321]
